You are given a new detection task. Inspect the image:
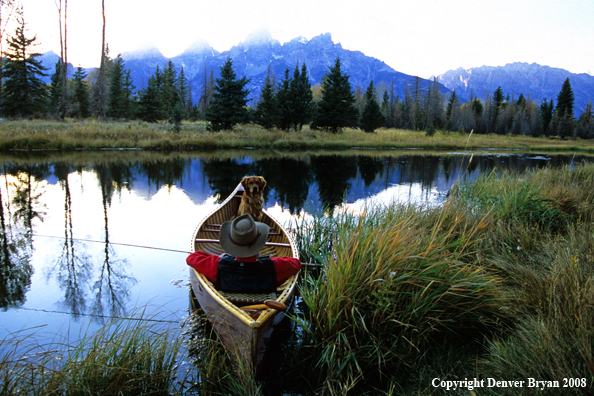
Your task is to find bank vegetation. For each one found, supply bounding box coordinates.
[1,119,594,153]
[2,162,594,395]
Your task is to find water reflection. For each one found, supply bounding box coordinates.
[0,150,591,322]
[0,170,33,309]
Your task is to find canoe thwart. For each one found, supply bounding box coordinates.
[195,238,290,248]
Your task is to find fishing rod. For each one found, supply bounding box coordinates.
[5,231,323,267]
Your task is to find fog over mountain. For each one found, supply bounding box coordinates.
[39,30,594,117]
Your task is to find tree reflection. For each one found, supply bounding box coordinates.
[11,165,49,246]
[202,158,255,202]
[90,164,137,320]
[49,163,92,317]
[141,157,190,192]
[257,158,313,214]
[311,155,358,215]
[357,156,386,187]
[0,172,33,309]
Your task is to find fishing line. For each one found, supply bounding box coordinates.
[2,230,323,266]
[2,229,190,254]
[14,306,180,324]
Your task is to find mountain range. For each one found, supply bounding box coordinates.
[39,30,594,117]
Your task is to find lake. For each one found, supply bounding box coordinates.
[0,149,591,352]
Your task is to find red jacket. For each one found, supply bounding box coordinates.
[187,251,301,286]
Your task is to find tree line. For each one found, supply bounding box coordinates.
[1,7,592,139]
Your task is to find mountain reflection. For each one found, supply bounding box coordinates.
[0,150,590,317]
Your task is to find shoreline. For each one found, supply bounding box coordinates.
[1,119,593,153]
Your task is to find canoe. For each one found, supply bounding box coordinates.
[188,182,300,373]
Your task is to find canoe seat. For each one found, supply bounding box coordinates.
[219,291,277,305]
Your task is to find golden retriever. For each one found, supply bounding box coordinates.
[238,176,266,221]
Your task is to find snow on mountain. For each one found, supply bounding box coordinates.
[438,62,594,117]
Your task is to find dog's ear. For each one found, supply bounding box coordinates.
[258,176,266,189]
[241,176,248,189]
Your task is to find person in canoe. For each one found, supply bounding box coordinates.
[186,214,302,293]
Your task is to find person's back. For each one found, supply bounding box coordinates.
[186,214,301,293]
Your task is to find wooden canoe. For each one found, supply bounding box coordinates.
[188,182,300,373]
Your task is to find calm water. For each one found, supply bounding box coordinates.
[0,149,591,350]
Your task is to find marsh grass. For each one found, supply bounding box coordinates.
[0,313,184,395]
[292,202,508,393]
[291,162,594,394]
[1,119,594,152]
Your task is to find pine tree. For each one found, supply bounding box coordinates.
[138,72,162,123]
[445,90,460,130]
[360,80,385,133]
[49,60,63,115]
[198,66,214,119]
[313,57,358,133]
[107,55,125,118]
[161,60,177,118]
[290,63,313,131]
[206,57,250,132]
[91,45,111,119]
[556,78,575,119]
[72,67,91,118]
[1,13,48,117]
[176,67,189,118]
[276,68,292,131]
[254,68,278,130]
[539,98,554,135]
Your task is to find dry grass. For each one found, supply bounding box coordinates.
[1,119,594,152]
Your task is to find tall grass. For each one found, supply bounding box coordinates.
[0,313,184,395]
[292,202,509,393]
[1,119,594,151]
[292,162,594,394]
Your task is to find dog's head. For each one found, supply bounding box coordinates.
[241,176,266,195]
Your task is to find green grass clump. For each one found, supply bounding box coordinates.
[0,314,184,395]
[293,203,508,393]
[292,162,594,394]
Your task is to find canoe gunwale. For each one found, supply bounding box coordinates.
[189,183,300,329]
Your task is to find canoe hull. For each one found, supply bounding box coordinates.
[188,182,299,372]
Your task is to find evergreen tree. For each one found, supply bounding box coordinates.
[360,80,385,133]
[445,90,459,128]
[91,45,111,119]
[276,68,292,131]
[161,60,177,118]
[176,67,190,118]
[72,66,91,118]
[492,86,505,116]
[254,68,278,130]
[206,57,250,132]
[556,78,575,119]
[49,60,63,116]
[288,63,313,131]
[198,66,214,119]
[313,57,358,133]
[138,72,162,123]
[539,98,554,135]
[1,13,48,117]
[577,102,594,139]
[107,55,125,118]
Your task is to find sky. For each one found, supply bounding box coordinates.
[19,0,594,78]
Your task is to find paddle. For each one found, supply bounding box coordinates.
[240,300,288,311]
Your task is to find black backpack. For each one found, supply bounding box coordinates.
[217,254,277,293]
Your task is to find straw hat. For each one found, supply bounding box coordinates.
[219,214,269,257]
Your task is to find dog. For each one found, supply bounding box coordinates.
[237,176,266,222]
